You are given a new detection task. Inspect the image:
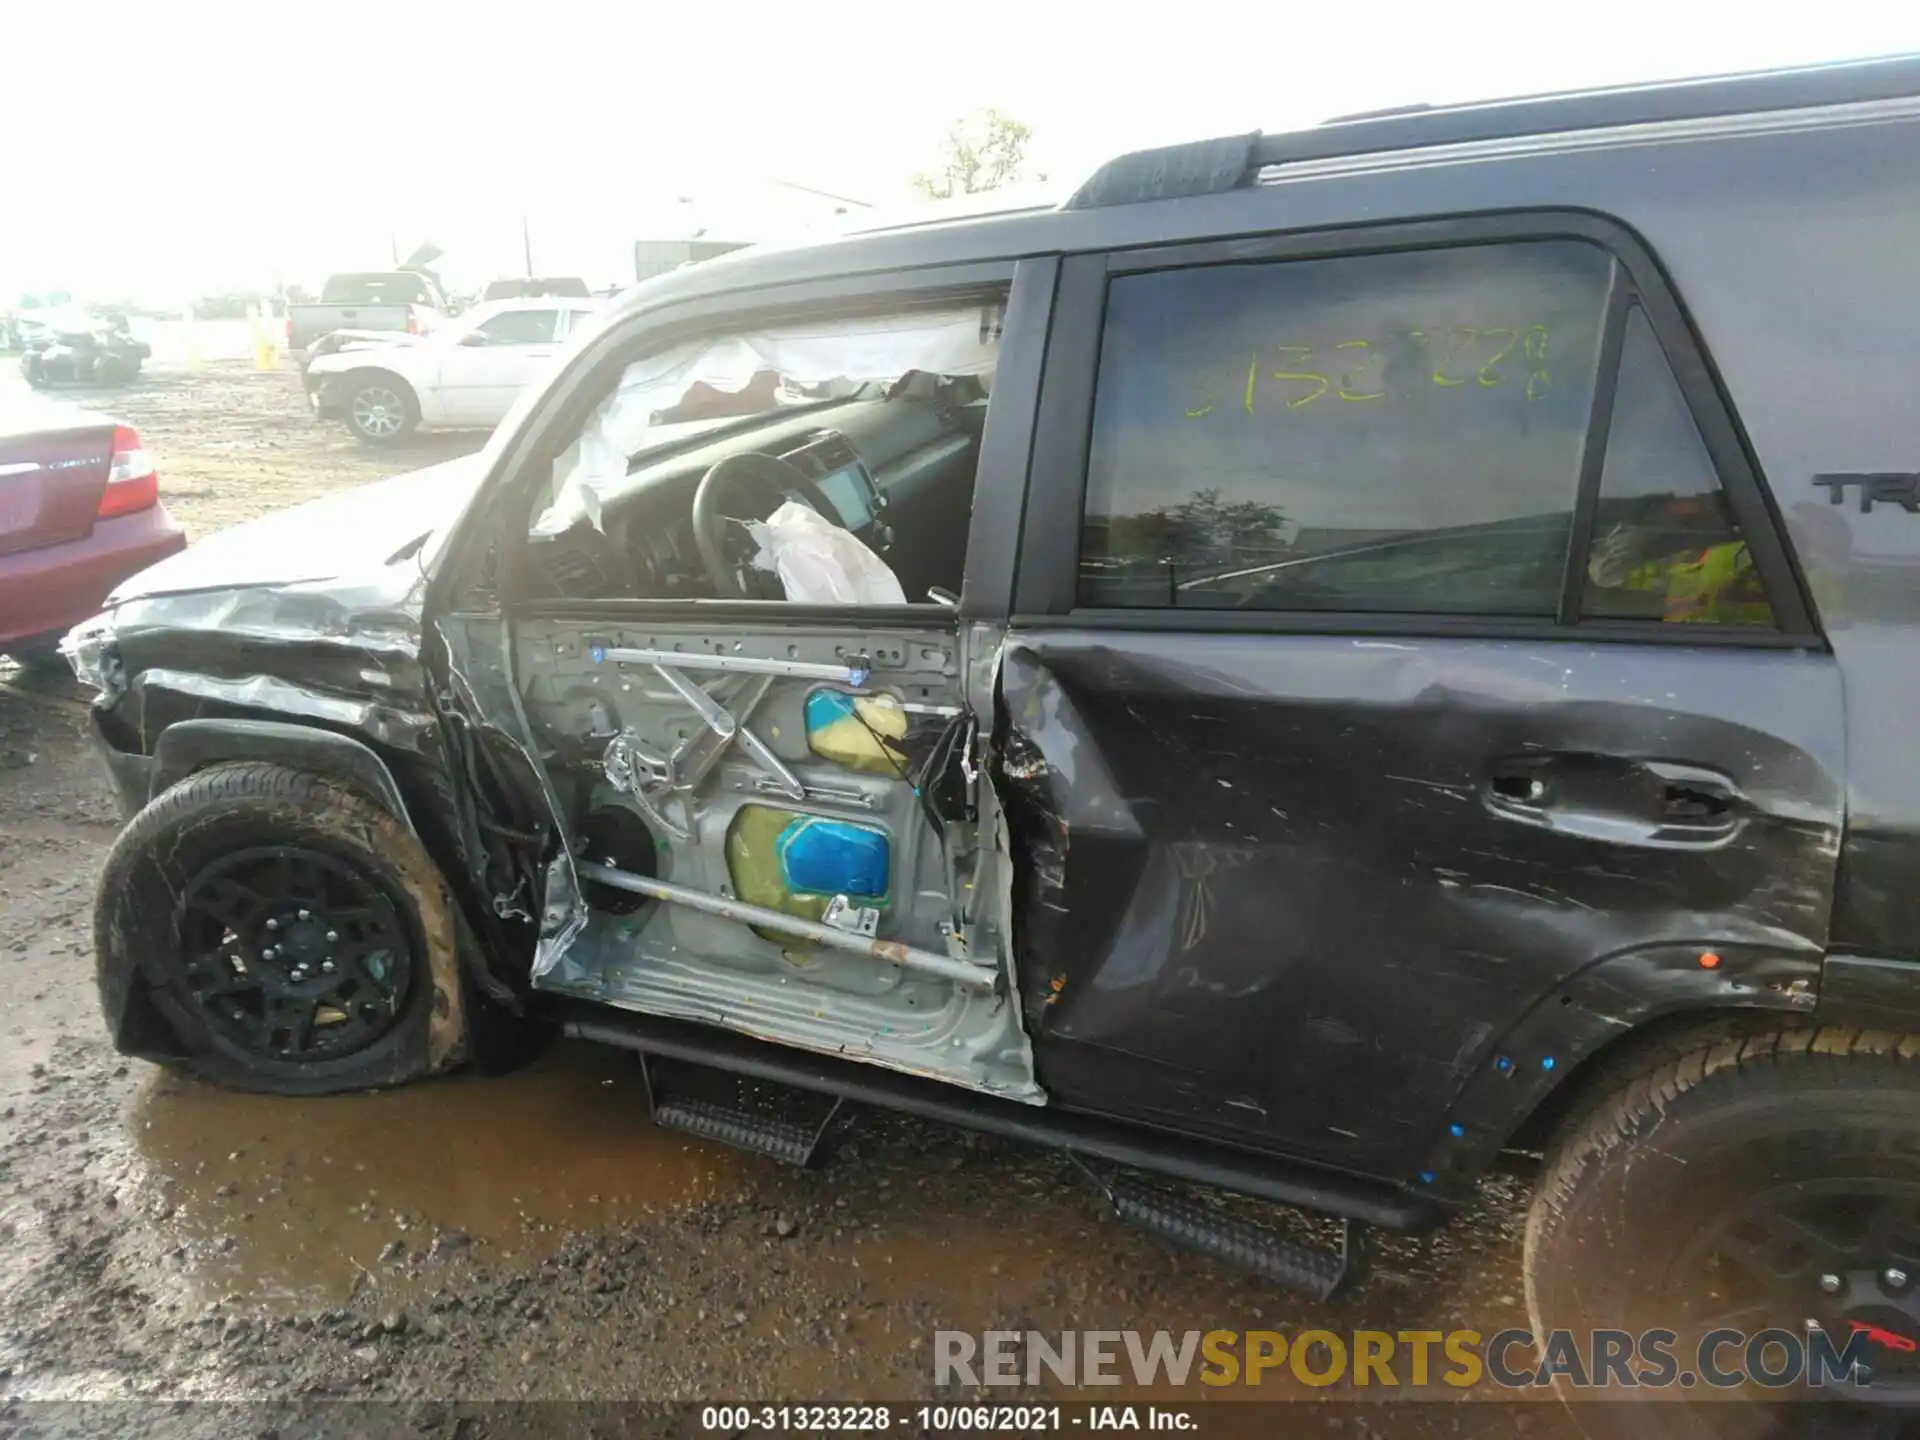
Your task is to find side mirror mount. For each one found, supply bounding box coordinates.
[458,331,490,347]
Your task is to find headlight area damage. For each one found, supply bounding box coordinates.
[64,572,547,1092]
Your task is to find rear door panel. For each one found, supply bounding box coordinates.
[1000,631,1843,1176]
[1000,220,1842,1180]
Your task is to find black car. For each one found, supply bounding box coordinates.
[64,55,1920,1433]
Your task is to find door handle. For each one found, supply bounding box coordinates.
[1488,771,1548,806]
[1482,756,1742,849]
[1661,780,1731,823]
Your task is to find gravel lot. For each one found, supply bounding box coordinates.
[0,358,1566,1436]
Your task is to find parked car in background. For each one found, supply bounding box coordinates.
[481,276,592,302]
[20,310,151,388]
[3,291,74,351]
[303,296,600,444]
[1,400,183,668]
[285,271,449,353]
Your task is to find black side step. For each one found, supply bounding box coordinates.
[638,1054,849,1169]
[562,1003,1446,1233]
[1105,1175,1367,1301]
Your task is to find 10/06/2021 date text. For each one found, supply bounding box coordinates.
[1184,324,1555,418]
[699,1405,1198,1432]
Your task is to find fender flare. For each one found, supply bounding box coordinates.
[1411,939,1823,1195]
[149,718,414,832]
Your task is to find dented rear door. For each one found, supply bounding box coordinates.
[997,239,1843,1180]
[995,635,1841,1176]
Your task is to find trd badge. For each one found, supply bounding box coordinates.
[1812,473,1920,513]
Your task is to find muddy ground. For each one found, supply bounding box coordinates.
[0,360,1570,1436]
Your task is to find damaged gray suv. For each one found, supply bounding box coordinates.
[67,54,1920,1431]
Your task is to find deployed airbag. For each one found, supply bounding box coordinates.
[747,501,905,606]
[536,303,1001,537]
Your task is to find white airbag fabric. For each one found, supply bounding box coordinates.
[534,304,1000,537]
[745,501,905,606]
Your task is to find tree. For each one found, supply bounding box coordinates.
[911,109,1038,200]
[1104,490,1289,568]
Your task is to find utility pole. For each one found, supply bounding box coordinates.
[389,231,399,266]
[522,215,534,278]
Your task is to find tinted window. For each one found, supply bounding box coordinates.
[1581,309,1775,627]
[477,309,561,345]
[1078,242,1614,615]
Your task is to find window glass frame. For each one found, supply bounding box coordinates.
[476,307,564,346]
[441,257,1039,628]
[1014,211,1817,645]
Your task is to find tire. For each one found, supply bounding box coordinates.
[343,372,419,445]
[94,762,468,1095]
[1526,1024,1920,1438]
[22,355,47,388]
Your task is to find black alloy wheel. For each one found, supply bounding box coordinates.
[1677,1177,1920,1389]
[177,845,415,1063]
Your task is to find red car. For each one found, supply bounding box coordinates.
[0,401,185,669]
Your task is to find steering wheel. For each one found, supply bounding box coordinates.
[691,451,813,599]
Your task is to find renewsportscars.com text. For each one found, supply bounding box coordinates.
[934,1327,1879,1390]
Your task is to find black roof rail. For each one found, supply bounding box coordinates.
[1066,51,1920,210]
[1064,132,1262,211]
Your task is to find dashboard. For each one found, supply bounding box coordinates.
[529,388,983,602]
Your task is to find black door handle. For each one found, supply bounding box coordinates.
[1482,756,1742,849]
[1662,781,1731,822]
[1489,771,1547,806]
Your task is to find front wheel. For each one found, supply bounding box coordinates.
[95,762,469,1094]
[344,375,418,445]
[1526,1025,1920,1438]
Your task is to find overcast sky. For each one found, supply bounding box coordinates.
[6,1,1918,299]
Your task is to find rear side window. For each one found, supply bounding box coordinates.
[1581,309,1774,627]
[477,309,562,345]
[1078,242,1614,615]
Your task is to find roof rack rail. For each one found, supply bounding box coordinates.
[1065,51,1920,210]
[1063,132,1263,212]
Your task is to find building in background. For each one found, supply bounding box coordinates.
[629,178,872,283]
[632,239,753,283]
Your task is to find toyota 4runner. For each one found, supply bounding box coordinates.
[65,53,1920,1434]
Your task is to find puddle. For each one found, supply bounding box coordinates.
[119,1039,750,1309]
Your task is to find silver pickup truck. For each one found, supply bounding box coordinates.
[285,271,448,353]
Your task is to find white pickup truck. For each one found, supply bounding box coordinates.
[285,271,451,354]
[302,297,602,444]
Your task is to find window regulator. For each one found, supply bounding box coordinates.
[601,663,804,844]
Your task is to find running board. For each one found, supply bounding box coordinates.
[562,1003,1446,1233]
[1104,1174,1367,1301]
[638,1054,849,1169]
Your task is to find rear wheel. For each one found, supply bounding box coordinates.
[344,374,418,445]
[1526,1026,1920,1438]
[95,762,467,1094]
